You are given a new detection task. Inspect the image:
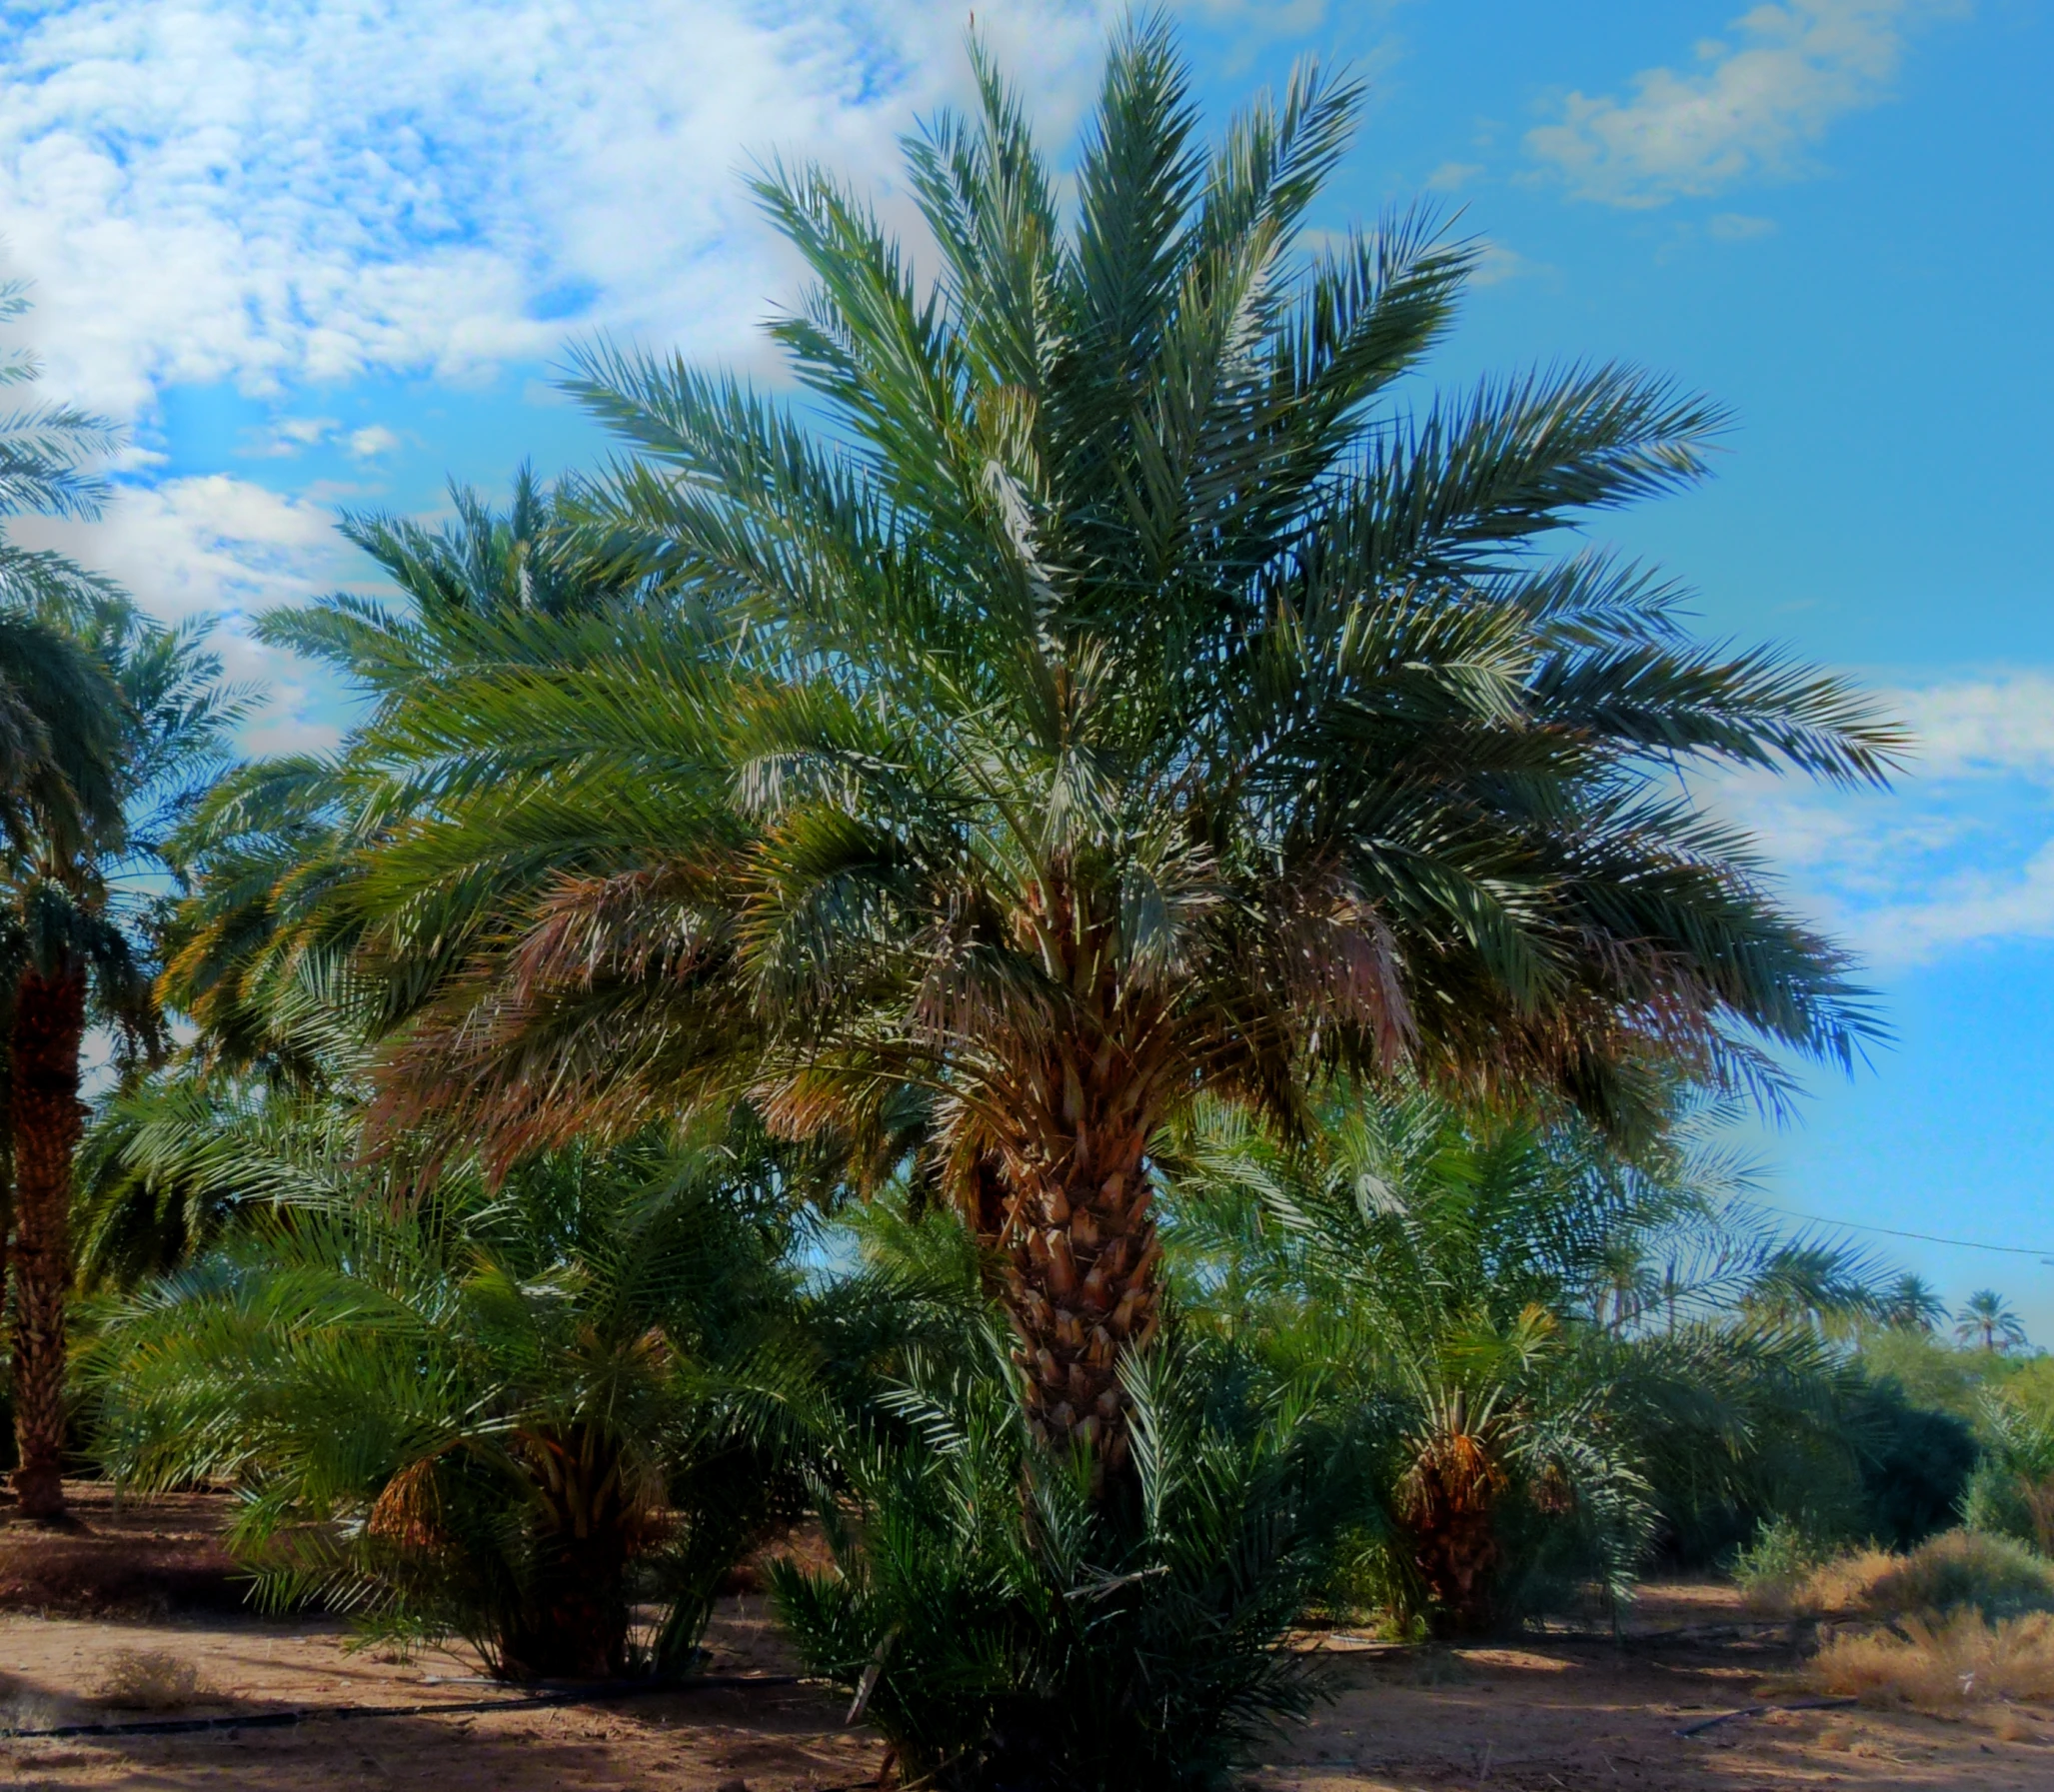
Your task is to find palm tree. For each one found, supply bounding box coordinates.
[1956,1289,2027,1354]
[159,466,673,1076]
[0,283,187,1522]
[1156,1086,1857,1632]
[208,23,1899,1477]
[2,605,242,1519]
[1882,1271,1948,1334]
[89,1096,819,1677]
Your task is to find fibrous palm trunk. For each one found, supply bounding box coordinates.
[989,962,1165,1476]
[9,963,85,1521]
[507,1428,649,1679]
[1401,1426,1504,1638]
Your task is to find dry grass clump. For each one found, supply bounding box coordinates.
[93,1647,215,1710]
[1747,1529,2054,1620]
[1809,1610,2054,1710]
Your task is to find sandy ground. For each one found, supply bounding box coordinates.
[0,1489,2042,1791]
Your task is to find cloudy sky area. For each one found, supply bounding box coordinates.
[4,0,2051,1324]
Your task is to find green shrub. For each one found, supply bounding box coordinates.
[1847,1375,1978,1548]
[1732,1515,1833,1601]
[1962,1460,2042,1552]
[1756,1529,2054,1621]
[770,1331,1368,1792]
[1860,1530,2054,1619]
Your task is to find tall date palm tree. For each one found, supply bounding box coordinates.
[250,24,1899,1478]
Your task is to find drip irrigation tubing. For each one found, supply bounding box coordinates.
[0,1670,803,1742]
[1676,1696,1856,1738]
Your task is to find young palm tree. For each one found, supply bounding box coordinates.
[1155,1086,1862,1631]
[220,24,1899,1476]
[3,606,242,1519]
[1955,1288,2027,1354]
[90,1120,819,1677]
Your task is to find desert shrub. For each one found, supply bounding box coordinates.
[1732,1515,1836,1607]
[1808,1609,2054,1709]
[1861,1530,2054,1619]
[770,1327,1368,1792]
[1752,1529,2054,1620]
[94,1649,216,1710]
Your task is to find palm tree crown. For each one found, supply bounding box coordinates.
[1956,1288,2027,1354]
[195,23,1900,1471]
[1882,1271,1947,1333]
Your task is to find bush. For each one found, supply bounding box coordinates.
[1808,1609,2054,1710]
[1847,1376,1977,1548]
[1960,1394,2054,1554]
[1750,1529,2054,1621]
[1732,1515,1834,1607]
[770,1330,1367,1792]
[94,1649,215,1711]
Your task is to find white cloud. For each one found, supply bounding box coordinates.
[0,0,1313,423]
[1423,160,1483,192]
[14,474,356,754]
[0,1,1340,754]
[1707,211,1778,241]
[1710,673,2054,969]
[1526,1,1964,208]
[345,425,401,461]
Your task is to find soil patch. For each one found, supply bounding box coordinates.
[0,1502,2036,1789]
[0,1485,239,1617]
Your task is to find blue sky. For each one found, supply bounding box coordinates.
[6,0,2051,1332]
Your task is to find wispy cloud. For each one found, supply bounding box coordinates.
[1526,1,1964,208]
[0,1,1307,422]
[1711,673,2054,968]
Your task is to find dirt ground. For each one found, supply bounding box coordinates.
[0,1487,2043,1791]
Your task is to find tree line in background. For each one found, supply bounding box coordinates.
[0,20,2047,1791]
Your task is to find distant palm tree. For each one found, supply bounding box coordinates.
[191,23,1901,1478]
[1882,1272,1948,1334]
[1,601,243,1520]
[1956,1289,2028,1355]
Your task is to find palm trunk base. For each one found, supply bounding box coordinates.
[10,1463,71,1525]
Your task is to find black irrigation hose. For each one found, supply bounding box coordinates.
[0,1671,804,1743]
[1676,1696,1857,1738]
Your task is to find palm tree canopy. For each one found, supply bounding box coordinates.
[1956,1288,2028,1352]
[325,22,1897,1158]
[1882,1271,1948,1333]
[0,282,130,864]
[159,468,675,1074]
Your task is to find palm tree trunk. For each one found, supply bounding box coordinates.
[9,963,84,1521]
[508,1429,643,1679]
[993,1040,1162,1479]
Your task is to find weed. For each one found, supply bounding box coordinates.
[94,1649,214,1711]
[1808,1610,2054,1709]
